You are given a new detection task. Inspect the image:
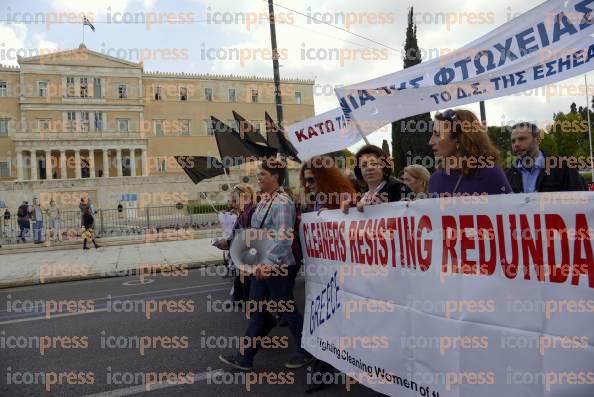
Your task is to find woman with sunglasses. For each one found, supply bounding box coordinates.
[428,108,512,196]
[300,156,357,212]
[298,156,357,393]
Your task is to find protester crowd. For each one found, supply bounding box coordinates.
[213,108,588,392]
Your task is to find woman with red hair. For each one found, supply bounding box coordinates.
[300,156,357,212]
[298,155,356,393]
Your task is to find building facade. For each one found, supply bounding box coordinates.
[0,44,314,209]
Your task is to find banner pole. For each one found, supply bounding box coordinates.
[585,74,594,183]
[200,192,221,214]
[222,166,233,186]
[352,118,371,145]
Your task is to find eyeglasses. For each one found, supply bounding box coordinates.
[233,186,245,193]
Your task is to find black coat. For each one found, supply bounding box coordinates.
[83,213,95,229]
[506,153,587,193]
[376,177,410,202]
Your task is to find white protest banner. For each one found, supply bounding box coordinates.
[334,0,594,134]
[300,192,594,396]
[287,107,361,161]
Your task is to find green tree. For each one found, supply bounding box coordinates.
[540,132,558,155]
[326,149,354,169]
[391,7,433,174]
[549,111,588,157]
[382,139,391,156]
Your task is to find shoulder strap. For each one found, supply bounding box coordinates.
[258,193,278,229]
[452,174,463,194]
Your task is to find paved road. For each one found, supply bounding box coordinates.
[0,266,379,396]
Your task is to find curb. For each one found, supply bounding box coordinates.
[0,229,220,255]
[0,259,224,289]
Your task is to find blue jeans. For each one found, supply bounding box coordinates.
[33,220,43,243]
[238,268,310,365]
[17,220,29,242]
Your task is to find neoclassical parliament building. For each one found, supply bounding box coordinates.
[0,44,314,209]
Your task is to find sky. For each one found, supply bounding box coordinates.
[1,0,592,150]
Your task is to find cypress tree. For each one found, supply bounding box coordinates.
[391,7,433,174]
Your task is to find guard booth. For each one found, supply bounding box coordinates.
[120,194,139,219]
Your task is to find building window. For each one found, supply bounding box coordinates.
[0,161,8,177]
[180,119,190,136]
[80,77,88,97]
[251,89,259,103]
[228,88,236,102]
[80,111,89,132]
[0,161,9,177]
[38,119,50,132]
[156,157,167,172]
[118,84,127,99]
[0,119,8,136]
[66,77,75,97]
[38,81,48,97]
[117,119,129,132]
[93,78,101,98]
[154,120,164,136]
[180,87,188,101]
[204,119,214,136]
[94,112,103,131]
[0,81,7,97]
[295,91,302,104]
[67,111,76,131]
[153,86,162,101]
[204,87,213,102]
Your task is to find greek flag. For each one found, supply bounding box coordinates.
[83,16,95,32]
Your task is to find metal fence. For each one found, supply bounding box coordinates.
[0,205,221,244]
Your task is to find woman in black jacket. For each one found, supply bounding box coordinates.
[342,144,409,213]
[82,207,100,250]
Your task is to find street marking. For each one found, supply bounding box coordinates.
[0,286,230,325]
[0,281,231,314]
[122,279,154,286]
[80,369,226,397]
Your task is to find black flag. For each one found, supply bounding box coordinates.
[232,111,268,145]
[174,156,227,184]
[265,112,300,162]
[211,117,276,166]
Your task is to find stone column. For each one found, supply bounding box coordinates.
[103,149,109,177]
[129,149,136,176]
[75,149,81,179]
[45,150,52,180]
[88,150,95,178]
[31,150,38,181]
[141,148,148,176]
[60,150,67,179]
[16,150,23,181]
[116,149,123,177]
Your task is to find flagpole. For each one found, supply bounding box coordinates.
[82,17,84,44]
[585,74,593,183]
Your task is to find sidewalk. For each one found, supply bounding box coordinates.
[0,238,225,288]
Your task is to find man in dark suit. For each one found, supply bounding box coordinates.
[506,122,587,193]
